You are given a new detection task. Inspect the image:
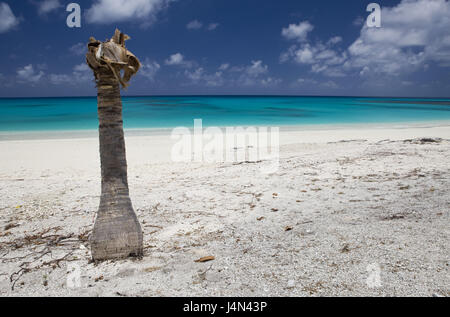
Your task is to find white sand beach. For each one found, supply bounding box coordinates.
[0,122,449,296]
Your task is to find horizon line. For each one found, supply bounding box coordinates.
[1,94,450,100]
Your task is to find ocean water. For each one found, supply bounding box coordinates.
[0,96,450,132]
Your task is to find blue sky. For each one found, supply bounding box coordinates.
[0,0,449,97]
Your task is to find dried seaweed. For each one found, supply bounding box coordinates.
[2,227,92,290]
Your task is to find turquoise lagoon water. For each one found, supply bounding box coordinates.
[0,96,450,132]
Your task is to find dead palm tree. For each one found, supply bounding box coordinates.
[86,29,143,261]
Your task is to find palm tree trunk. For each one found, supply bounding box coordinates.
[91,67,143,261]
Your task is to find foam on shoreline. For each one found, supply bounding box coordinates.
[1,120,450,141]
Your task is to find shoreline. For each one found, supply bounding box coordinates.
[1,119,450,141]
[1,120,450,176]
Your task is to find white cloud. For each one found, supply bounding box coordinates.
[185,68,203,81]
[281,41,347,77]
[165,53,184,65]
[327,36,342,45]
[281,0,450,81]
[280,21,347,78]
[218,63,229,71]
[207,23,219,31]
[184,68,224,87]
[37,0,62,15]
[186,20,220,31]
[238,60,279,86]
[245,60,268,77]
[401,80,414,86]
[261,77,282,86]
[140,59,161,81]
[346,0,450,76]
[17,65,45,84]
[86,0,171,24]
[294,45,315,64]
[0,3,20,33]
[49,73,71,84]
[295,78,318,85]
[165,53,193,67]
[73,63,90,72]
[281,21,313,42]
[353,16,365,27]
[69,42,86,55]
[181,60,278,88]
[50,64,91,85]
[186,19,202,30]
[186,20,219,31]
[279,45,296,63]
[294,78,337,89]
[321,80,338,89]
